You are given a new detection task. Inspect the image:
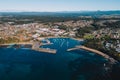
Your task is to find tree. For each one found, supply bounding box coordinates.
[84,34,94,40]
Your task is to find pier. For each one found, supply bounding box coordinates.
[32,40,57,54]
[33,48,57,54]
[67,47,80,51]
[67,45,118,64]
[40,43,53,46]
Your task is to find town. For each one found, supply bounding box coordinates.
[0,13,120,61]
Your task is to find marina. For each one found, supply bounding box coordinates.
[0,38,119,80]
[33,48,57,54]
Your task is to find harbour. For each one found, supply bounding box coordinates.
[0,38,119,80]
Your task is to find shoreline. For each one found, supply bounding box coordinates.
[77,46,118,64]
[0,37,84,46]
[0,37,118,63]
[0,42,33,46]
[42,36,84,41]
[72,38,84,41]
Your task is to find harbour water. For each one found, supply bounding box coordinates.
[0,38,119,80]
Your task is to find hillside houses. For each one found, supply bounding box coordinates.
[0,22,76,43]
[93,28,120,39]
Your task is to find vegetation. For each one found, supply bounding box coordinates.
[104,21,120,28]
[83,34,94,40]
[76,27,94,38]
[58,25,68,30]
[84,38,120,62]
[0,37,20,44]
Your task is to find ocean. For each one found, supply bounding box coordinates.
[0,38,119,80]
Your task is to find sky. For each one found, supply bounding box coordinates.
[0,0,120,12]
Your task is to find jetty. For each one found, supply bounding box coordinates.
[32,40,57,54]
[40,43,53,46]
[67,45,118,64]
[67,47,80,51]
[33,48,56,54]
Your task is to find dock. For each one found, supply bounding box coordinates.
[33,48,57,54]
[32,40,57,54]
[67,47,80,51]
[40,43,53,46]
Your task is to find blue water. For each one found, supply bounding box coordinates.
[0,38,117,80]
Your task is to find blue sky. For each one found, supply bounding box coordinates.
[0,0,120,12]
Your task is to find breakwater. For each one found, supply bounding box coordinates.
[67,45,118,64]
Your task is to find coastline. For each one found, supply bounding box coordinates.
[0,37,84,46]
[77,46,118,64]
[0,42,33,46]
[43,36,84,41]
[72,38,84,41]
[0,37,118,64]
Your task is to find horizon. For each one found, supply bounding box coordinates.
[0,10,120,13]
[0,0,120,12]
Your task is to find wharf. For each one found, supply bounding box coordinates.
[32,40,56,54]
[33,48,56,54]
[67,47,80,51]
